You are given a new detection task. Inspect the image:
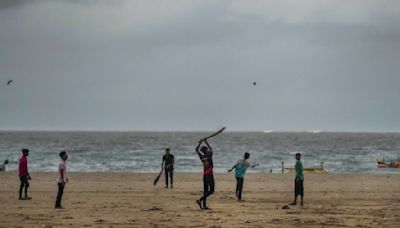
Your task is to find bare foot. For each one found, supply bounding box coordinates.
[196,200,202,209]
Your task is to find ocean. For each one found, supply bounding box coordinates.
[0,131,399,173]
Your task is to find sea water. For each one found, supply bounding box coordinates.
[0,131,399,173]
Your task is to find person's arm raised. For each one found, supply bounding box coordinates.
[196,140,203,156]
[204,140,213,153]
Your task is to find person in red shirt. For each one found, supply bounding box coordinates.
[18,148,31,200]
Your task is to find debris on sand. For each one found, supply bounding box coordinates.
[142,207,162,211]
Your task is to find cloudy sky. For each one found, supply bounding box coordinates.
[0,0,399,131]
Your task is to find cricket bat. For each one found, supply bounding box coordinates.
[153,169,163,186]
[202,127,226,141]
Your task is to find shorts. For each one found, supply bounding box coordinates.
[295,178,304,196]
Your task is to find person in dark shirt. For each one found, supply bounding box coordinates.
[162,148,174,189]
[195,139,214,210]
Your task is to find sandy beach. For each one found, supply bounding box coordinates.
[0,172,399,227]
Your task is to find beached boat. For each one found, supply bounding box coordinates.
[376,159,400,168]
[282,161,327,173]
[284,167,327,173]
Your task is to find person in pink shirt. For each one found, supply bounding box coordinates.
[55,151,68,209]
[18,148,31,200]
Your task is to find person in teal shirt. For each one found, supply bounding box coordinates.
[290,153,304,205]
[228,152,258,201]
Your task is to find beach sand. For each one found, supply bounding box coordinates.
[0,172,399,227]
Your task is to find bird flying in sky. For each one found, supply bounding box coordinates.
[7,80,13,85]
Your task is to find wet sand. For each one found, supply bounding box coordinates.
[0,172,399,227]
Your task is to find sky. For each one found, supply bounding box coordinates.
[0,0,400,132]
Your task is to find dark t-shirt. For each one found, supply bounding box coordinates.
[163,154,174,168]
[199,152,213,174]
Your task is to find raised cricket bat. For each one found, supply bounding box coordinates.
[202,127,226,141]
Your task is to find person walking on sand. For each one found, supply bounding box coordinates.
[55,151,68,209]
[195,139,215,210]
[290,152,304,206]
[18,149,32,200]
[162,148,174,188]
[228,152,258,201]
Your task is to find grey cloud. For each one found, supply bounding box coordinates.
[0,0,399,131]
[0,0,35,9]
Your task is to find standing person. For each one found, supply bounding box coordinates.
[290,153,304,205]
[228,152,258,201]
[162,148,174,188]
[18,149,31,200]
[0,159,9,172]
[195,139,214,210]
[55,151,68,209]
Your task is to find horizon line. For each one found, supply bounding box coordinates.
[0,129,400,133]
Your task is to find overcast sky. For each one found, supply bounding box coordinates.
[0,0,399,131]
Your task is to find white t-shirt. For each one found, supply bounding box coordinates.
[57,160,67,183]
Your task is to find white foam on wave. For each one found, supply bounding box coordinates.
[307,130,322,133]
[262,130,273,133]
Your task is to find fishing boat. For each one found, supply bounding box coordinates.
[376,158,400,168]
[282,161,327,173]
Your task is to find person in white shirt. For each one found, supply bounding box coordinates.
[55,151,68,209]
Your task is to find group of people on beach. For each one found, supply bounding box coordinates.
[14,138,304,210]
[161,138,304,210]
[17,148,69,209]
